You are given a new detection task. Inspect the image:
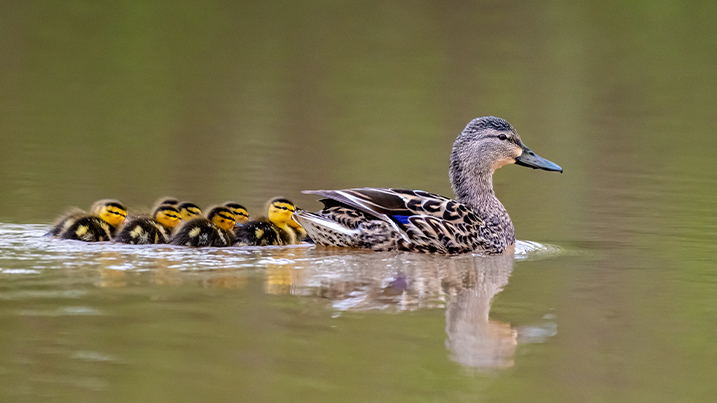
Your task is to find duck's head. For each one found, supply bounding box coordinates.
[207,206,236,231]
[91,199,128,227]
[178,202,202,221]
[450,116,562,176]
[153,205,182,230]
[267,198,297,228]
[223,202,249,225]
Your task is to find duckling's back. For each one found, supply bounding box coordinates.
[170,218,232,247]
[234,219,282,246]
[47,208,85,237]
[115,218,171,244]
[60,216,113,242]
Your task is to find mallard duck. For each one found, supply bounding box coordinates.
[177,202,202,221]
[170,206,236,247]
[223,202,249,225]
[114,205,182,244]
[58,199,128,242]
[234,198,302,246]
[293,116,562,254]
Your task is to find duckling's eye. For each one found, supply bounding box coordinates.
[498,134,508,141]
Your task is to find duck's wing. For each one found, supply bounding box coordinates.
[303,188,484,252]
[304,187,476,224]
[304,188,411,241]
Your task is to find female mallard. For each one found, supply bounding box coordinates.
[234,198,302,246]
[114,205,182,244]
[170,206,236,247]
[293,116,562,254]
[58,200,128,242]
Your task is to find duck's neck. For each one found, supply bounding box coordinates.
[451,167,505,216]
[449,157,515,246]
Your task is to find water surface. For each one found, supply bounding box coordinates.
[2,0,717,402]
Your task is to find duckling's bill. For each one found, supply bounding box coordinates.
[515,143,563,173]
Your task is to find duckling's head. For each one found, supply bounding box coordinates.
[92,199,128,227]
[450,116,562,176]
[207,207,236,231]
[153,197,179,208]
[223,202,249,225]
[178,202,202,221]
[153,205,182,230]
[267,198,297,227]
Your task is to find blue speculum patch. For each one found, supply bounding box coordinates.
[392,215,412,225]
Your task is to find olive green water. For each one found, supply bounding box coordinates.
[2,1,717,402]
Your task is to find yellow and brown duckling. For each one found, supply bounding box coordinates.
[122,196,180,223]
[58,199,128,242]
[153,197,180,209]
[47,207,87,237]
[223,202,250,226]
[114,205,182,244]
[48,199,119,237]
[287,213,308,242]
[177,202,202,221]
[170,206,236,247]
[234,198,304,246]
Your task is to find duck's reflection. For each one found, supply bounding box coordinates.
[443,254,516,369]
[287,248,518,369]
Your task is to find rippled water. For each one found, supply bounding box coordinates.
[3,0,717,401]
[0,224,566,400]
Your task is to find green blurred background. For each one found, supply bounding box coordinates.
[2,0,717,402]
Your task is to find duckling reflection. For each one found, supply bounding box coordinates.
[262,248,307,295]
[96,251,128,288]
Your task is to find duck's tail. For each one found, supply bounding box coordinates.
[293,210,360,248]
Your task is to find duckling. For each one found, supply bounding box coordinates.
[177,202,202,221]
[47,207,86,237]
[153,196,179,209]
[234,198,302,246]
[59,200,128,242]
[123,197,180,223]
[170,206,236,247]
[287,214,309,242]
[114,205,182,244]
[223,202,249,226]
[47,199,118,237]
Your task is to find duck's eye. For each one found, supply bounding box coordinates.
[498,134,508,140]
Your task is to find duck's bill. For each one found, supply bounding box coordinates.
[515,144,563,173]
